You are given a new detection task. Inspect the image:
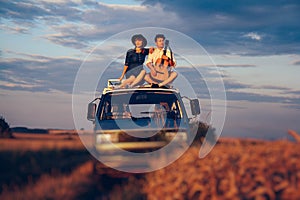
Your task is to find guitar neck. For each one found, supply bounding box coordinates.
[164,40,169,56]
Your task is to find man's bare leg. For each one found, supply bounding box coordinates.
[144,73,159,84]
[130,70,146,87]
[158,71,178,87]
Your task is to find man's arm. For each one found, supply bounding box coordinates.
[147,62,157,77]
[146,62,155,71]
[166,50,176,67]
[146,49,157,76]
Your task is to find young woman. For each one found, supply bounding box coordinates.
[118,34,150,88]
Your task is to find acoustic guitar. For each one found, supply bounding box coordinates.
[152,40,173,82]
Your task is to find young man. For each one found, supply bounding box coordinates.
[144,34,177,87]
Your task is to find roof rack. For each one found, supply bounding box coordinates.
[107,79,121,87]
[102,79,178,94]
[102,79,120,94]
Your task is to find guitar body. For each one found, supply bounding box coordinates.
[152,58,169,82]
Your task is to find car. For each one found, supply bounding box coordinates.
[87,80,200,171]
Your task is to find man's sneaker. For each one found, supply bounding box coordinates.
[151,83,159,88]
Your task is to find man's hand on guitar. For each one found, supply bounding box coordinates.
[169,60,175,67]
[151,69,157,77]
[161,55,169,61]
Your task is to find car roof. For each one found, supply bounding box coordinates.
[102,85,180,95]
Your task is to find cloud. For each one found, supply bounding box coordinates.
[176,68,300,108]
[217,64,256,68]
[174,66,300,106]
[0,51,127,94]
[258,85,291,91]
[1,51,298,108]
[0,80,41,89]
[2,0,299,54]
[219,78,300,107]
[0,24,29,34]
[281,90,300,96]
[226,90,300,105]
[139,0,300,55]
[44,31,89,49]
[283,104,300,110]
[223,80,252,90]
[292,60,300,65]
[1,1,181,49]
[243,32,262,41]
[0,55,82,93]
[0,1,49,21]
[0,0,83,22]
[195,64,256,68]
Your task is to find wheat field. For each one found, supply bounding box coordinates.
[144,139,300,200]
[0,131,300,199]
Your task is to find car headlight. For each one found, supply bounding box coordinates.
[166,132,187,142]
[96,134,119,144]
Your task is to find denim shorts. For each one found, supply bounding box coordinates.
[125,65,144,78]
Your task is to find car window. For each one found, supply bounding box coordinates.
[99,91,182,120]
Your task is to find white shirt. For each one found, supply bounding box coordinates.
[146,48,176,67]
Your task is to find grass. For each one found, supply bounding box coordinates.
[0,132,91,196]
[0,161,94,200]
[0,149,91,192]
[143,139,300,200]
[0,133,85,151]
[1,131,300,199]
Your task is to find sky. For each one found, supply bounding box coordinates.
[1,0,300,139]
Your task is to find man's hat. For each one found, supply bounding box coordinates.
[131,34,147,47]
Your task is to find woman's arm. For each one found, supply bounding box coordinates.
[144,47,154,55]
[119,50,131,80]
[119,65,128,81]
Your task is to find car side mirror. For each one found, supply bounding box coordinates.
[87,102,96,121]
[190,99,200,115]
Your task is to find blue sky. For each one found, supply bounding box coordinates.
[1,0,300,139]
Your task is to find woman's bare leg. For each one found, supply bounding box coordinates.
[130,70,146,87]
[119,76,135,88]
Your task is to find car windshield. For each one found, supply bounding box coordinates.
[99,91,182,120]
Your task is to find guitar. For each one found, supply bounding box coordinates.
[152,40,173,82]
